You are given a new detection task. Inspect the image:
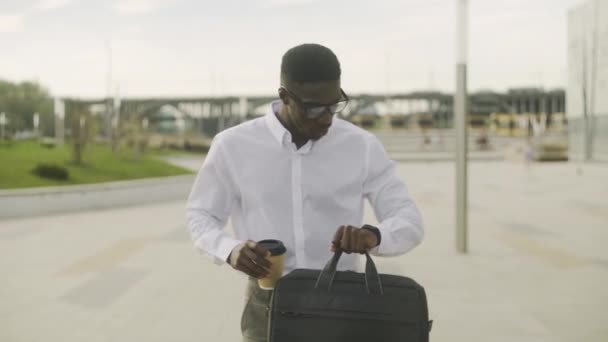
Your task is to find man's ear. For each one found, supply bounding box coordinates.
[278,87,290,105]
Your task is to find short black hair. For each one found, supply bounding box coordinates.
[281,43,341,85]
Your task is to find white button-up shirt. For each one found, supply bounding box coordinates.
[186,101,423,274]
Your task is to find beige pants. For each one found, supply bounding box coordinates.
[241,278,273,342]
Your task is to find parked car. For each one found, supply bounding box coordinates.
[532,133,568,161]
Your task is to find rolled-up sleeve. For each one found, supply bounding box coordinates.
[186,136,243,265]
[363,135,424,256]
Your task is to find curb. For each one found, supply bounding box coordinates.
[0,175,196,220]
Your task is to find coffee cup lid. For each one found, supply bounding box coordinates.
[257,239,286,256]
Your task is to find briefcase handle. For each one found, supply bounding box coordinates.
[314,250,384,295]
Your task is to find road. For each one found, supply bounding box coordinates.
[1,160,607,341]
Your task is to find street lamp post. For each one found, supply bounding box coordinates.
[0,112,6,140]
[33,112,40,137]
[455,0,469,253]
[54,98,65,145]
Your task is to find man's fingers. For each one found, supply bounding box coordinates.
[235,257,259,278]
[355,229,368,253]
[242,247,271,273]
[357,231,368,253]
[331,226,376,254]
[341,226,353,253]
[358,229,371,253]
[331,226,345,252]
[238,255,268,278]
[251,244,272,268]
[252,243,269,257]
[350,228,361,253]
[332,226,345,247]
[333,226,373,253]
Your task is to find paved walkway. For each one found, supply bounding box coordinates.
[1,161,607,341]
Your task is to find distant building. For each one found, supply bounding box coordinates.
[567,0,608,161]
[149,105,190,134]
[503,88,565,116]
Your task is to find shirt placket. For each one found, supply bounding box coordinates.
[291,150,305,268]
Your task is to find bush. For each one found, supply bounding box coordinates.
[32,164,69,181]
[40,137,58,149]
[183,140,209,153]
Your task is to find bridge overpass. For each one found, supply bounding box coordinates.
[62,88,565,139]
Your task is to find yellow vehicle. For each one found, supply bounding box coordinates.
[468,114,489,132]
[532,133,569,161]
[349,114,380,129]
[531,113,568,161]
[490,113,528,137]
[388,114,408,129]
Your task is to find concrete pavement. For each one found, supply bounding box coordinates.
[1,161,607,341]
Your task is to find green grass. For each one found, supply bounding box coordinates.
[0,140,194,189]
[148,147,206,158]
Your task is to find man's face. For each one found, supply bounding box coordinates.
[279,80,343,141]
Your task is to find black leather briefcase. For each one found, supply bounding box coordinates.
[268,251,432,342]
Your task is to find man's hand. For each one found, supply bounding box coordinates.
[331,225,379,254]
[228,241,272,278]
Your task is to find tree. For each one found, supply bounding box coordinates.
[65,100,94,165]
[0,79,54,137]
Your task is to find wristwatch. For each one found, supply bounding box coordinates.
[361,224,381,247]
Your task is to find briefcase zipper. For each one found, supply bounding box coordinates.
[280,311,301,318]
[278,310,414,324]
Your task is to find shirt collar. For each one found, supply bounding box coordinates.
[264,100,316,153]
[265,100,290,146]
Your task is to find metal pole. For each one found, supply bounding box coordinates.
[0,112,5,140]
[33,112,40,137]
[54,98,65,145]
[588,0,599,161]
[455,0,469,253]
[106,40,113,140]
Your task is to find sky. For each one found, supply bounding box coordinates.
[1,0,585,98]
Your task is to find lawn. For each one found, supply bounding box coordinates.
[0,140,195,189]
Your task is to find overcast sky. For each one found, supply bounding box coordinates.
[1,0,584,98]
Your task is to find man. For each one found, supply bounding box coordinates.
[186,43,424,342]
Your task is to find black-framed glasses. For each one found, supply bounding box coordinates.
[281,87,349,119]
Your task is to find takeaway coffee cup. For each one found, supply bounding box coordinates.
[256,239,286,290]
